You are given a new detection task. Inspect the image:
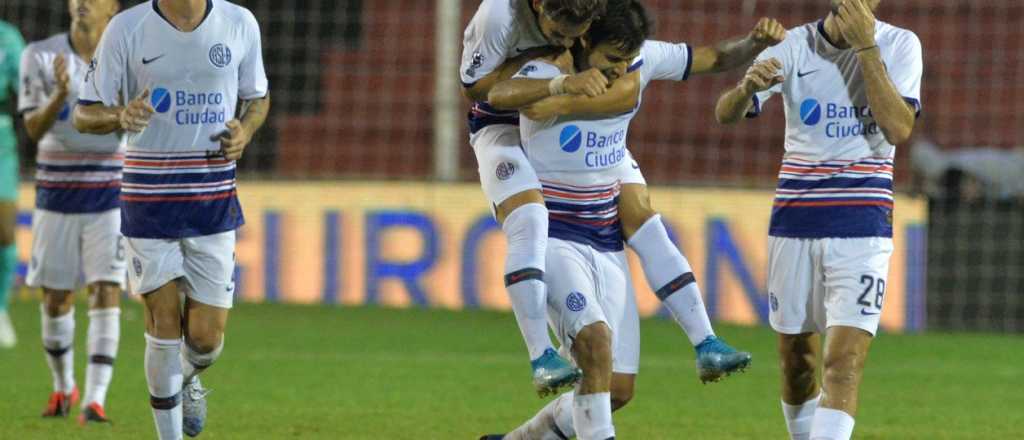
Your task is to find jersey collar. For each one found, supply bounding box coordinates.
[152,0,213,32]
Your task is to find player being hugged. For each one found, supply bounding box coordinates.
[482,1,786,438]
[73,0,269,438]
[715,1,921,439]
[18,0,125,424]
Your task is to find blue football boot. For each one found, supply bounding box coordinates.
[694,336,752,383]
[531,348,582,397]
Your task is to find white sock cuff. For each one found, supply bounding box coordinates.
[144,333,181,349]
[574,392,614,440]
[502,203,548,274]
[782,393,821,419]
[810,407,855,440]
[184,337,224,369]
[88,307,121,319]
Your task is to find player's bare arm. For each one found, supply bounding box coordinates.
[520,69,639,120]
[73,88,154,135]
[691,18,786,76]
[714,58,783,124]
[214,94,270,161]
[23,54,69,142]
[836,0,915,144]
[462,47,561,102]
[488,66,611,110]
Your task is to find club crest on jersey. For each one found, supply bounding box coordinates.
[209,43,232,68]
[496,161,516,180]
[566,291,587,312]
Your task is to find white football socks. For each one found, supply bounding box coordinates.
[145,333,183,440]
[628,215,714,346]
[41,306,76,394]
[810,407,855,440]
[84,308,120,407]
[782,394,820,440]
[502,203,553,361]
[573,392,614,440]
[506,391,575,440]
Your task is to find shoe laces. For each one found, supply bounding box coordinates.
[184,379,211,400]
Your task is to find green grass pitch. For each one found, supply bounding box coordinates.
[1,299,1021,439]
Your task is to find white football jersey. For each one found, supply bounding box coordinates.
[18,33,124,213]
[80,0,268,238]
[749,20,923,239]
[461,0,550,135]
[514,40,693,251]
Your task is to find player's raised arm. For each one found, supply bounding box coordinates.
[488,55,611,111]
[20,51,68,142]
[714,58,784,125]
[836,0,917,145]
[690,18,786,76]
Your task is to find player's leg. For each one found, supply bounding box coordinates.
[178,231,236,437]
[0,199,16,348]
[618,174,750,382]
[142,281,186,440]
[779,332,822,440]
[79,209,125,424]
[808,237,892,440]
[768,237,824,440]
[571,322,616,440]
[40,288,79,417]
[80,282,120,424]
[128,236,187,440]
[474,128,573,393]
[28,209,83,416]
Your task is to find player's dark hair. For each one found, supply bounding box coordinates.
[586,0,651,54]
[540,0,607,25]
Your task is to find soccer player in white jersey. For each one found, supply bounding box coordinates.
[482,2,785,438]
[462,0,612,396]
[715,1,922,439]
[18,0,124,424]
[73,0,269,438]
[464,0,783,390]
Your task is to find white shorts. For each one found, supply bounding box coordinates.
[26,209,127,291]
[471,125,542,206]
[767,236,894,336]
[126,231,237,309]
[546,238,640,375]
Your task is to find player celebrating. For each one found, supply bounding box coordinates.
[0,20,25,349]
[73,0,269,438]
[482,2,785,438]
[462,0,612,395]
[714,1,921,439]
[19,0,124,423]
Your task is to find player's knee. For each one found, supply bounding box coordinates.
[186,318,226,353]
[42,290,75,316]
[574,322,612,372]
[89,282,122,309]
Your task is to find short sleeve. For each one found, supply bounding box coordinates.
[511,60,563,80]
[17,44,44,112]
[639,40,692,85]
[887,31,923,117]
[747,33,793,118]
[460,0,514,87]
[80,16,126,106]
[238,11,268,100]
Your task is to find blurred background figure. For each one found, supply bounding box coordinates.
[0,19,26,349]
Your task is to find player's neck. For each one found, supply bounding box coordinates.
[822,14,850,49]
[69,21,102,61]
[158,0,209,32]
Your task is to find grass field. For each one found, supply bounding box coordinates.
[1,298,1021,439]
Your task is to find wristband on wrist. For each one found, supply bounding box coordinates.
[549,74,569,96]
